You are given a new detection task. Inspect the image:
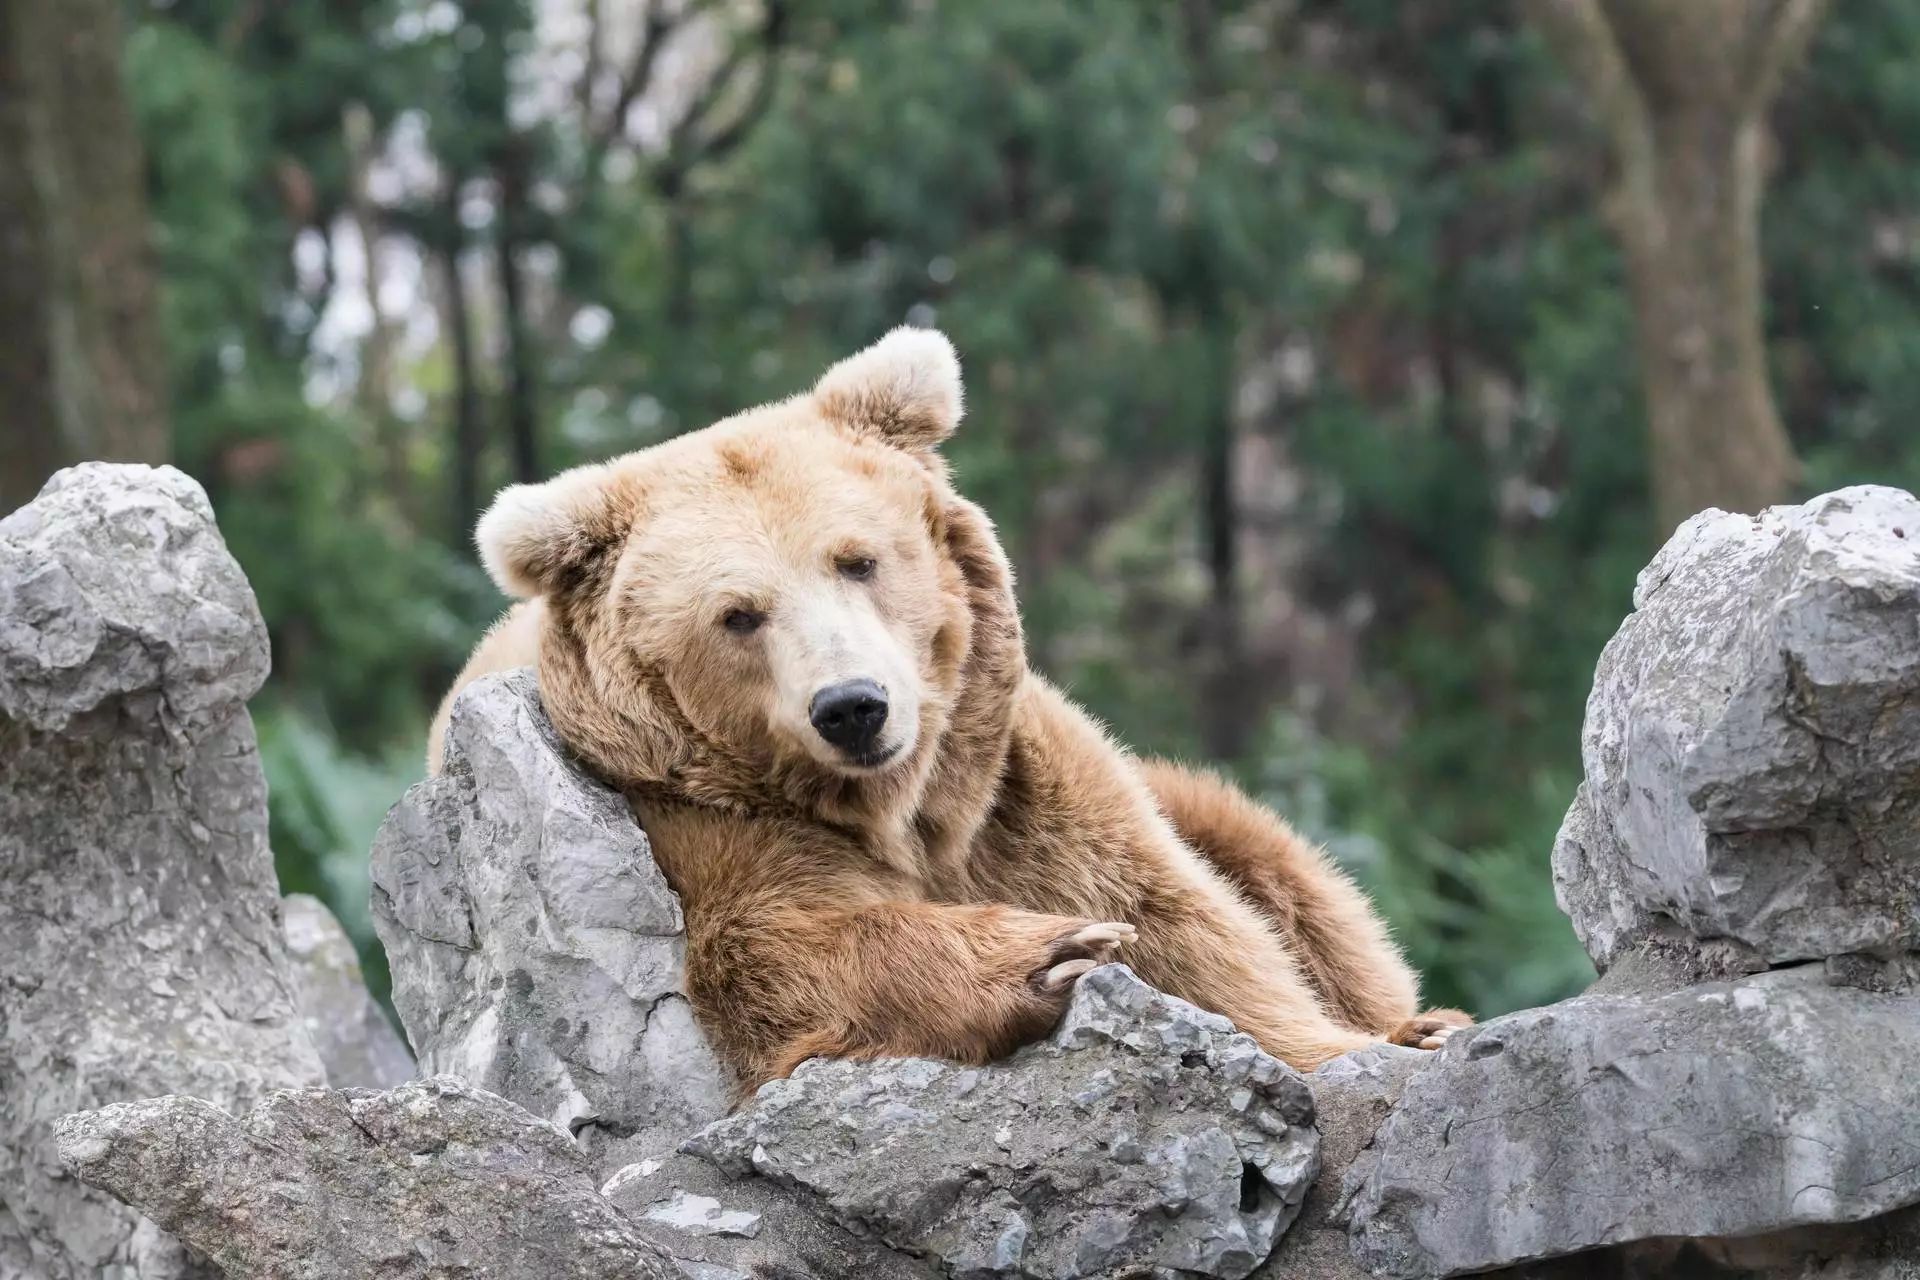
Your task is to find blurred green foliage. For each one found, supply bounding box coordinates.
[123,0,1920,1017]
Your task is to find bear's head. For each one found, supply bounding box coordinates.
[475,328,998,822]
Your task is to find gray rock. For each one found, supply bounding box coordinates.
[282,893,415,1089]
[687,964,1320,1280]
[1825,951,1920,995]
[1343,964,1920,1278]
[55,1075,678,1280]
[603,1152,939,1280]
[1577,929,1757,1000]
[370,670,730,1174]
[0,464,325,1278]
[1555,486,1920,970]
[1516,1205,1920,1278]
[1255,1045,1426,1280]
[639,1191,762,1239]
[0,463,271,734]
[1622,1208,1920,1279]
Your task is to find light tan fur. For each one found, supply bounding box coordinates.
[426,599,543,776]
[430,327,1468,1090]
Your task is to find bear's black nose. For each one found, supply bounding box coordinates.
[809,679,889,757]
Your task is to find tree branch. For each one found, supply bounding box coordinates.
[1590,0,1826,122]
[1533,0,1656,224]
[657,0,787,191]
[217,0,264,54]
[589,1,699,161]
[1740,0,1830,117]
[687,15,785,163]
[578,0,605,121]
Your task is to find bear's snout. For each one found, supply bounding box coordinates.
[809,679,890,759]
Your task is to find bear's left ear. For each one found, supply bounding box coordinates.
[812,326,963,453]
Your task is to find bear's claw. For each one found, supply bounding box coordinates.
[1041,958,1099,991]
[1068,921,1137,953]
[1035,920,1135,993]
[1389,1007,1474,1051]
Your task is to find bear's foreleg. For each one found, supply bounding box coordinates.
[686,897,1134,1092]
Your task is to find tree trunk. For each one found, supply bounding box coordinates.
[0,0,168,512]
[660,173,696,330]
[1172,0,1254,761]
[1536,0,1828,534]
[344,102,409,509]
[1198,318,1252,762]
[440,182,485,544]
[493,140,540,484]
[496,232,539,483]
[1619,106,1795,535]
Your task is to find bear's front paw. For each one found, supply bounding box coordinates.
[1389,1007,1474,1050]
[1033,920,1136,992]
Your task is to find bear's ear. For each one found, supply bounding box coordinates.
[475,462,634,598]
[812,326,963,453]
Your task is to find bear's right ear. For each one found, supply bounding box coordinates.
[475,462,634,598]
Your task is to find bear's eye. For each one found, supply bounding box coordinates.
[838,556,877,581]
[722,608,764,635]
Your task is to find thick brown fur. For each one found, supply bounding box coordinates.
[432,327,1468,1091]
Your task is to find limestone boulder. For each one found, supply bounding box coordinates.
[687,965,1320,1280]
[0,464,325,1279]
[371,670,729,1174]
[1343,964,1920,1278]
[56,1076,676,1280]
[1554,486,1920,970]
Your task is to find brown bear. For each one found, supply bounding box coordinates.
[430,327,1468,1090]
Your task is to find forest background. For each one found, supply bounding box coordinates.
[4,0,1906,1018]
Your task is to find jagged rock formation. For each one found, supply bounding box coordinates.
[0,465,326,1279]
[1343,487,1920,1279]
[280,894,414,1090]
[10,468,1920,1280]
[1553,485,1920,971]
[683,964,1318,1280]
[1261,1045,1425,1278]
[54,1077,676,1280]
[1344,967,1920,1277]
[370,670,729,1172]
[602,1150,942,1280]
[60,971,1317,1280]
